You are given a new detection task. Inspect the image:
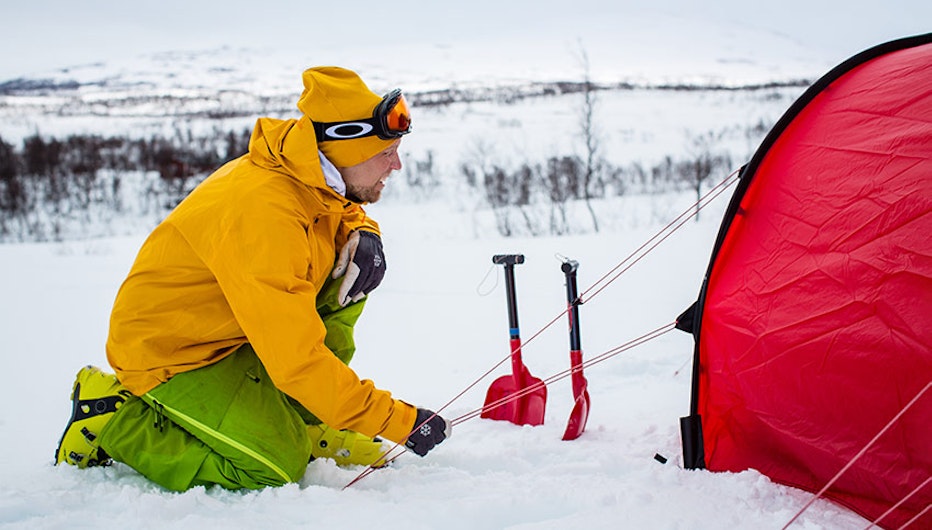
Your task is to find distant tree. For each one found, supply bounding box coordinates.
[679,130,732,220]
[483,165,513,236]
[0,135,16,182]
[461,146,542,237]
[26,134,65,175]
[544,155,583,235]
[225,128,251,161]
[575,43,602,233]
[403,150,441,200]
[652,156,676,193]
[63,135,104,214]
[0,135,24,235]
[601,162,626,197]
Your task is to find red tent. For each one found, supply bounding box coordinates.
[678,34,931,529]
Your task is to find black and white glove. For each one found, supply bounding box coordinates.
[332,230,386,306]
[405,408,452,457]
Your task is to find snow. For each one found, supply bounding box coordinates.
[0,200,873,529]
[2,3,925,528]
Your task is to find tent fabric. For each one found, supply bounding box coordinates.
[683,34,931,529]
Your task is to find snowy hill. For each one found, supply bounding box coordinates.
[4,0,927,143]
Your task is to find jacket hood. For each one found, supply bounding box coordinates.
[247,116,329,191]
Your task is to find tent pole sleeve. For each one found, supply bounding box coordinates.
[680,414,706,469]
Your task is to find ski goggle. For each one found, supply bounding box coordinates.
[313,89,412,141]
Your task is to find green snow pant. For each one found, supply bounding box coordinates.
[98,277,367,491]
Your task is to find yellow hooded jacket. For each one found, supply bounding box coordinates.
[106,115,416,444]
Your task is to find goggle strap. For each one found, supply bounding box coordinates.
[311,89,411,141]
[313,117,381,141]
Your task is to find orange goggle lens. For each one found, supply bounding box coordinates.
[379,90,412,137]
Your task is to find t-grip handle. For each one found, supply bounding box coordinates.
[493,254,525,266]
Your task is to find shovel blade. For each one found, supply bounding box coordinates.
[562,388,590,441]
[481,374,547,426]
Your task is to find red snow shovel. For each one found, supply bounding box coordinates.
[560,258,590,440]
[481,254,547,426]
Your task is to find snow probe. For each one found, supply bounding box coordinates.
[560,258,590,440]
[481,254,547,426]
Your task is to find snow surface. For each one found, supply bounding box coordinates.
[2,3,925,528]
[0,198,873,530]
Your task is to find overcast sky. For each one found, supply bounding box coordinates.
[1,0,929,81]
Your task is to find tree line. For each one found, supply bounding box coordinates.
[0,122,736,242]
[0,128,250,242]
[458,137,732,237]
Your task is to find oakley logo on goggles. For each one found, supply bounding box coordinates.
[313,89,412,141]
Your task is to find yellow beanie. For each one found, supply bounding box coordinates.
[297,66,397,168]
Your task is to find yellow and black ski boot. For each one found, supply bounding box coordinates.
[307,424,388,467]
[54,366,133,468]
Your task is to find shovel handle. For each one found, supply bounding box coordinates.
[562,258,590,441]
[562,259,582,352]
[493,254,525,335]
[494,254,528,379]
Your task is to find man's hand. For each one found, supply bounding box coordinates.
[405,408,452,457]
[332,230,386,306]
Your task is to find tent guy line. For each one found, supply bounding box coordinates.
[782,381,932,530]
[342,322,680,490]
[866,477,931,530]
[343,168,744,490]
[455,322,678,427]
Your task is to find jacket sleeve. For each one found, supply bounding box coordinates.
[337,201,380,244]
[185,180,414,444]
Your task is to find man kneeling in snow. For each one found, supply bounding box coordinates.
[54,66,450,491]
